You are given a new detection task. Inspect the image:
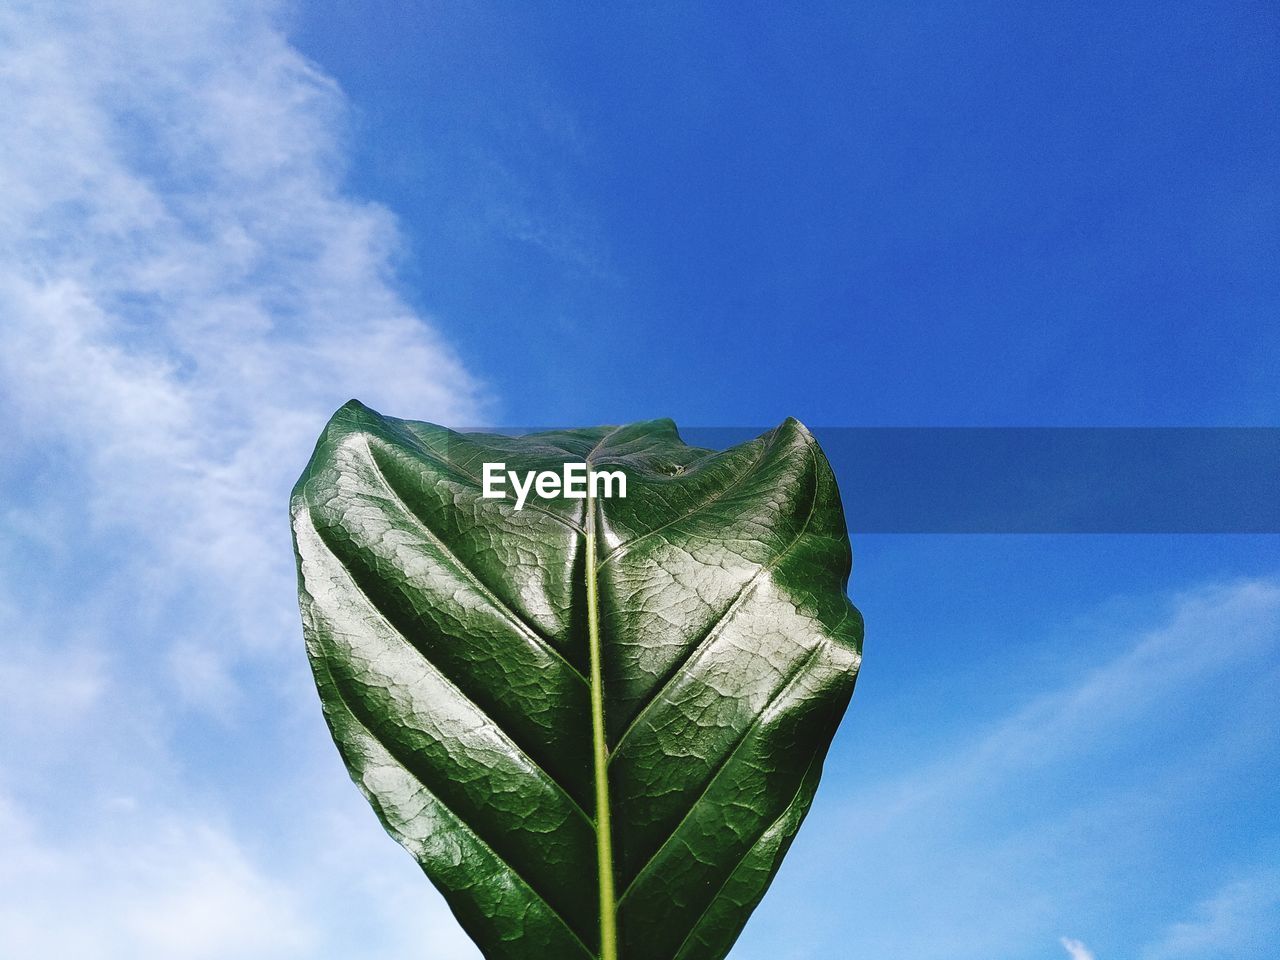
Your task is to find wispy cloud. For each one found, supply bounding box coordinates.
[0,1,485,955]
[0,793,311,960]
[849,578,1280,826]
[0,782,483,960]
[0,0,488,697]
[1141,867,1280,960]
[1,0,485,665]
[1062,937,1096,960]
[746,577,1280,960]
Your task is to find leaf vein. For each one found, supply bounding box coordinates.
[313,530,595,827]
[608,443,821,759]
[616,640,826,903]
[596,437,773,570]
[313,651,597,958]
[361,436,590,685]
[383,418,587,534]
[669,750,823,960]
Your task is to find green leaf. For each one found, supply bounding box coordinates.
[291,401,863,960]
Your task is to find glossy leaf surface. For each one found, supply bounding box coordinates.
[291,402,863,960]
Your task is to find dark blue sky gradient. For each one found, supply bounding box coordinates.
[294,0,1278,427]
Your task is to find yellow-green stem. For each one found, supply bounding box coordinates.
[585,469,618,960]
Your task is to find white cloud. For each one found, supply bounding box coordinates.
[853,578,1280,825]
[0,1,487,956]
[1062,937,1096,960]
[0,792,312,960]
[1141,867,1280,960]
[0,0,486,686]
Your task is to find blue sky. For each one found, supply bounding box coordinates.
[1,2,1277,959]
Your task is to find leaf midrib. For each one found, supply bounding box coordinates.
[585,429,621,960]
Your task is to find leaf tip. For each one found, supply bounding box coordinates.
[771,416,820,450]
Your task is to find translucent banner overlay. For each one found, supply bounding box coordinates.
[685,427,1280,533]
[468,427,1280,533]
